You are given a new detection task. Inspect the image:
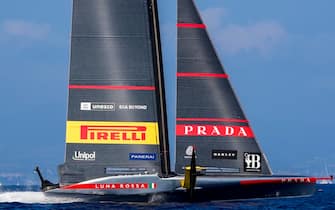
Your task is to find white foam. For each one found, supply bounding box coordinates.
[0,191,84,204]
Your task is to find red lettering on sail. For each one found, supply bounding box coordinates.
[80,126,147,141]
[176,125,254,138]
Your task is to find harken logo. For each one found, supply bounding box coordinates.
[80,125,146,141]
[244,152,261,172]
[212,150,237,159]
[72,151,96,161]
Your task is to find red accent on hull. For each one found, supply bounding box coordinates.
[240,177,317,185]
[69,85,155,91]
[176,118,248,123]
[177,23,206,29]
[177,72,229,78]
[316,176,333,181]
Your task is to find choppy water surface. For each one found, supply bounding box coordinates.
[0,185,334,209]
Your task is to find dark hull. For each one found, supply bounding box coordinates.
[44,175,316,203]
[45,183,315,203]
[167,182,315,202]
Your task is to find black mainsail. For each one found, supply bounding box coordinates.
[59,0,170,185]
[175,0,271,175]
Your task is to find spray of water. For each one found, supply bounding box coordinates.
[0,191,84,204]
[148,193,167,203]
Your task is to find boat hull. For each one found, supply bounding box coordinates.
[45,174,316,202]
[171,176,316,202]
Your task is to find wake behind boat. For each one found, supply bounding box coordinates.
[36,0,318,202]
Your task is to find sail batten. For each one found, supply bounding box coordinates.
[176,118,249,123]
[177,72,229,78]
[177,23,206,29]
[69,85,156,91]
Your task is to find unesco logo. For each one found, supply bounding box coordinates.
[244,153,261,172]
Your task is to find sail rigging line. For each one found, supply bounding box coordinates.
[148,0,171,177]
[177,72,229,78]
[68,85,155,91]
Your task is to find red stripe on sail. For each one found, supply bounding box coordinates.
[176,118,248,123]
[177,72,229,78]
[176,124,254,138]
[177,23,206,29]
[69,85,155,91]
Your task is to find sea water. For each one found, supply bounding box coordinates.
[0,185,334,209]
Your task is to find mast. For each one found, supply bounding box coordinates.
[148,0,171,176]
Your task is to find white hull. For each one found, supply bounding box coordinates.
[48,174,182,196]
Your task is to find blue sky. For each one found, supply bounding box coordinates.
[0,0,334,184]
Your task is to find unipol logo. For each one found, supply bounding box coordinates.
[72,151,96,161]
[80,125,146,141]
[244,153,261,172]
[176,125,254,138]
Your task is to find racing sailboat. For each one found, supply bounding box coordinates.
[36,0,318,201]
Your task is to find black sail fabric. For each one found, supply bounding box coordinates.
[59,0,169,185]
[175,0,272,175]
